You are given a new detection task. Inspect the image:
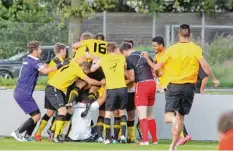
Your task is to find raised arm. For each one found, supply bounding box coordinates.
[142,51,163,71]
[72,41,82,53]
[90,59,101,72]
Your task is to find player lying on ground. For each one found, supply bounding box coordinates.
[120,42,158,145]
[45,58,105,143]
[34,43,67,141]
[91,42,128,144]
[67,86,106,142]
[142,24,219,151]
[11,41,63,142]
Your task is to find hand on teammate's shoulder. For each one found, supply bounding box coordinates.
[141,51,150,59]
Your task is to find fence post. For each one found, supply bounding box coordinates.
[171,25,175,44]
[68,23,73,56]
[164,25,170,47]
[103,10,107,38]
[201,11,205,49]
[152,12,156,38]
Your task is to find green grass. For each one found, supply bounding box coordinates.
[0,138,218,150]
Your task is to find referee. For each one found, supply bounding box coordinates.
[143,24,219,150]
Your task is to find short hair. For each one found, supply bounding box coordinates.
[119,42,132,53]
[179,24,191,38]
[123,39,134,47]
[80,32,92,40]
[53,43,66,54]
[80,61,92,71]
[95,33,105,41]
[218,111,233,134]
[107,42,117,53]
[152,36,165,46]
[27,41,40,54]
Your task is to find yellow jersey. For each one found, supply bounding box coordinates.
[100,54,126,89]
[75,39,108,60]
[48,59,87,92]
[155,50,170,89]
[159,42,203,84]
[47,56,64,80]
[98,85,106,98]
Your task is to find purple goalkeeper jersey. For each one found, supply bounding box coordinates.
[15,55,44,95]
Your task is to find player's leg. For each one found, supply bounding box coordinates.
[103,89,116,144]
[147,81,158,144]
[118,87,128,144]
[135,82,149,145]
[35,96,55,141]
[113,110,120,143]
[168,84,194,150]
[12,92,41,142]
[126,92,136,143]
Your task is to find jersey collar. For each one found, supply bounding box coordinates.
[28,55,40,60]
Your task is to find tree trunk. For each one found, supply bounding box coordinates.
[68,0,82,56]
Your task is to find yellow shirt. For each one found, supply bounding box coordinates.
[48,59,87,92]
[159,42,203,84]
[98,85,106,98]
[75,39,108,59]
[47,56,64,80]
[100,54,126,89]
[155,50,170,89]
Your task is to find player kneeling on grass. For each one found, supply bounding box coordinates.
[11,41,63,142]
[91,42,128,144]
[45,59,104,143]
[67,86,106,142]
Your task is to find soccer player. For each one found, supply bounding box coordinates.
[91,42,128,144]
[68,86,106,142]
[142,24,219,150]
[34,43,67,141]
[73,33,108,142]
[11,41,63,142]
[217,111,233,150]
[120,42,158,145]
[45,59,104,143]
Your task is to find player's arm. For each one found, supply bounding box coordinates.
[142,51,164,71]
[196,47,219,87]
[125,59,135,84]
[96,87,106,106]
[34,61,62,75]
[90,59,101,72]
[85,52,100,61]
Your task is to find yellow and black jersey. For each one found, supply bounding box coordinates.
[47,56,64,80]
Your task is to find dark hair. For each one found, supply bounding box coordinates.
[119,42,132,53]
[123,39,134,47]
[53,43,66,54]
[27,41,40,53]
[95,33,105,41]
[152,36,165,46]
[80,32,92,40]
[179,24,191,38]
[218,111,233,134]
[107,42,117,53]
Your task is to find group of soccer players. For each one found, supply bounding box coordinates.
[11,24,219,150]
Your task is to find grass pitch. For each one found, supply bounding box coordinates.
[0,138,218,150]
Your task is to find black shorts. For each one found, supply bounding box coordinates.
[105,87,128,111]
[45,85,66,110]
[88,67,105,81]
[165,83,195,115]
[127,92,135,112]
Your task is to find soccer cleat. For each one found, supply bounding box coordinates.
[11,131,25,142]
[112,139,119,144]
[120,135,127,144]
[152,141,158,145]
[47,129,54,142]
[103,139,111,145]
[97,137,104,143]
[137,141,149,145]
[176,135,192,146]
[24,135,35,142]
[34,134,42,141]
[52,135,64,143]
[127,138,137,143]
